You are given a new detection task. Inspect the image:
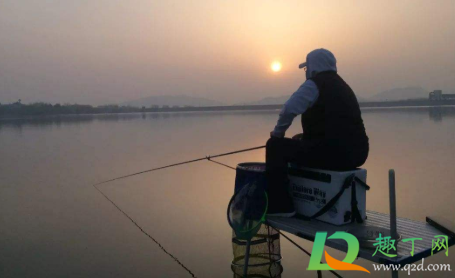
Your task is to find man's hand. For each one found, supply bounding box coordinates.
[292,133,304,140]
[270,131,284,139]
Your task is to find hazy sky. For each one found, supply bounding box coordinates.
[1,0,454,105]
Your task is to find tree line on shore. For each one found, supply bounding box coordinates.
[0,100,188,118]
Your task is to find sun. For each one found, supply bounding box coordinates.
[271,61,282,72]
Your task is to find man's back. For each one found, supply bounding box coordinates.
[303,71,369,151]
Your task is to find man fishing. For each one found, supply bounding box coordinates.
[266,48,369,217]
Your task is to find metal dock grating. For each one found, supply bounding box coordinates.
[267,210,455,266]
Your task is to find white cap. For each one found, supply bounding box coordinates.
[298,49,337,79]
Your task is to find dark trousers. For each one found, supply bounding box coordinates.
[265,137,368,207]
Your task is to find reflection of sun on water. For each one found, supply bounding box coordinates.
[271,61,282,72]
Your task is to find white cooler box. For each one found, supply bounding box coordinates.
[288,164,369,225]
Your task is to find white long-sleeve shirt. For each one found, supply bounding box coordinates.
[271,79,319,137]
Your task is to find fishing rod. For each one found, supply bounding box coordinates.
[93,145,265,186]
[92,144,340,278]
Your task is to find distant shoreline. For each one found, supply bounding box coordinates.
[1,99,455,120]
[138,99,455,112]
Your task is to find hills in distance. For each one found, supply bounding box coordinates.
[123,87,451,107]
[240,86,434,105]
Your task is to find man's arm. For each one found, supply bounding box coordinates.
[271,80,319,138]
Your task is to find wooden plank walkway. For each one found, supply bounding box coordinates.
[267,211,454,266]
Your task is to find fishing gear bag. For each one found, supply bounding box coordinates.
[288,165,370,225]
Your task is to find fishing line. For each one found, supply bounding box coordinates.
[93,184,197,277]
[206,157,236,170]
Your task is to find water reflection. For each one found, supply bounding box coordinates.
[0,110,281,130]
[360,106,455,123]
[428,106,455,122]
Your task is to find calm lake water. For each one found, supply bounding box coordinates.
[1,107,454,278]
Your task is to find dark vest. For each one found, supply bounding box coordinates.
[301,71,368,151]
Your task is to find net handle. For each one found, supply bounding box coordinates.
[226,190,268,236]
